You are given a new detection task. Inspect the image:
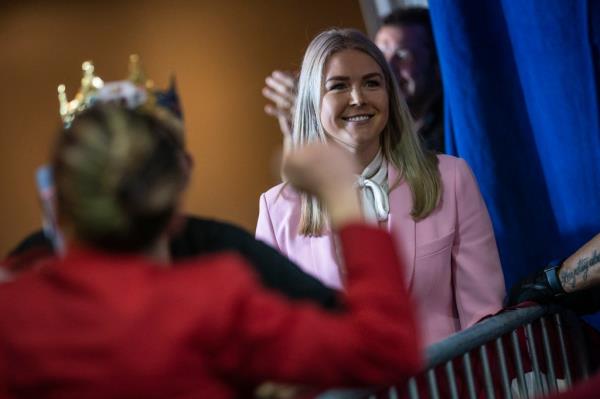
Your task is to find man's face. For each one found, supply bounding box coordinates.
[375,24,439,110]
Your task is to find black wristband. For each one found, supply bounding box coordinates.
[544,259,565,295]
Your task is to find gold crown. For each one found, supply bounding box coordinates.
[58,54,156,126]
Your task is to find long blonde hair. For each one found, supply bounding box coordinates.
[293,28,441,236]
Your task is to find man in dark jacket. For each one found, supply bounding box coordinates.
[3,217,339,309]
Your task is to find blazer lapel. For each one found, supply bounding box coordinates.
[386,164,416,290]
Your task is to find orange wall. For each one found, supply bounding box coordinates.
[0,1,365,255]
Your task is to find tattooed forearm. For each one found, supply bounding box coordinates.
[559,250,600,290]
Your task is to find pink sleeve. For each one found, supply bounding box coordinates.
[452,159,506,328]
[255,193,280,251]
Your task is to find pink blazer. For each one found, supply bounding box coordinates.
[256,154,506,345]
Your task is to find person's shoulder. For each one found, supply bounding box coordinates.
[433,154,479,201]
[184,215,260,245]
[173,250,245,270]
[6,230,53,258]
[435,154,472,178]
[184,215,248,236]
[171,251,257,288]
[261,182,299,206]
[2,245,56,276]
[171,215,258,258]
[436,153,463,168]
[0,257,60,311]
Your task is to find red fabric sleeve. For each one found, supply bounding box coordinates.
[1,247,55,275]
[209,224,422,387]
[545,371,600,399]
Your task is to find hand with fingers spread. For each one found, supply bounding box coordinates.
[262,70,297,140]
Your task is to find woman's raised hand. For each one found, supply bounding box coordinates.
[262,70,297,139]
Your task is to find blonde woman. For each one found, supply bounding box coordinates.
[257,29,506,345]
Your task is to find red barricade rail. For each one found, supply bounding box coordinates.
[317,305,600,399]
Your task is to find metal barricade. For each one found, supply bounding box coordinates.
[317,305,596,399]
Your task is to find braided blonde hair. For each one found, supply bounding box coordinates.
[53,105,187,251]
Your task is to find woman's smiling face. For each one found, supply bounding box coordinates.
[320,49,389,158]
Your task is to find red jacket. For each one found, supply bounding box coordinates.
[0,225,421,398]
[546,372,600,399]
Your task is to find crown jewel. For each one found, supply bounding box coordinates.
[58,55,182,126]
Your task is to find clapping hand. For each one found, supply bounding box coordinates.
[262,70,297,139]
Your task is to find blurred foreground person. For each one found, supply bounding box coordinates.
[2,58,339,309]
[0,105,421,398]
[545,367,600,399]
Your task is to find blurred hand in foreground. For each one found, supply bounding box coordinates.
[283,143,362,228]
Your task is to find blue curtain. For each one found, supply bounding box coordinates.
[429,0,600,326]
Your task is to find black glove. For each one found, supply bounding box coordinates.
[506,262,565,306]
[556,288,600,315]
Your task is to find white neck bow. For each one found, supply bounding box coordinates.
[356,150,389,222]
